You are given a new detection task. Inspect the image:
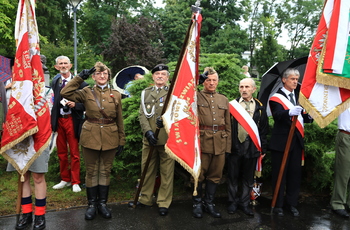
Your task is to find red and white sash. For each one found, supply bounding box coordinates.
[229,100,261,151]
[269,93,304,137]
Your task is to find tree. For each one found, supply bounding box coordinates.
[102,16,166,74]
[0,0,16,56]
[275,0,323,59]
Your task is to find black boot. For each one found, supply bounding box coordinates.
[192,182,203,218]
[15,212,32,230]
[85,186,98,220]
[203,181,221,218]
[33,214,45,230]
[98,185,112,219]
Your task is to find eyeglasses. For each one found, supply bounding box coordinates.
[94,72,109,77]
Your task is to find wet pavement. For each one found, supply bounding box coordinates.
[1,195,349,230]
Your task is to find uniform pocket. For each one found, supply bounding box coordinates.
[198,103,209,115]
[217,104,228,118]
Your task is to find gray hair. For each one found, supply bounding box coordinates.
[240,77,256,88]
[282,68,300,79]
[55,56,71,64]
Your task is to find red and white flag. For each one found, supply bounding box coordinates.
[318,0,350,89]
[299,0,350,128]
[0,0,51,180]
[163,12,202,193]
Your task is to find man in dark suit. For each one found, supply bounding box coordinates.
[269,68,312,217]
[51,56,88,193]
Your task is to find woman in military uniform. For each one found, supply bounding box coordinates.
[61,62,125,220]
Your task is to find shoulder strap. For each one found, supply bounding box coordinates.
[91,88,110,119]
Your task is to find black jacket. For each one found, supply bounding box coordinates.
[268,88,313,152]
[231,97,268,158]
[51,73,88,139]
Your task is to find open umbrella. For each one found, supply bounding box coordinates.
[0,55,12,83]
[257,56,307,115]
[112,65,149,96]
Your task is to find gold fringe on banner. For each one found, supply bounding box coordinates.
[316,35,350,90]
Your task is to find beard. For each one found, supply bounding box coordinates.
[60,69,69,74]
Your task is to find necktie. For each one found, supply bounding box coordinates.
[289,93,296,105]
[157,88,161,94]
[62,79,67,88]
[238,101,250,143]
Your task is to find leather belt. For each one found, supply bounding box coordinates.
[339,129,350,135]
[87,118,115,124]
[199,125,226,131]
[59,114,72,118]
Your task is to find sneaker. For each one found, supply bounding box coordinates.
[52,181,71,189]
[72,184,81,192]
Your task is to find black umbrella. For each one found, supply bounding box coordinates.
[112,65,149,95]
[257,56,307,115]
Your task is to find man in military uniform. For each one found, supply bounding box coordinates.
[129,64,174,216]
[192,67,231,218]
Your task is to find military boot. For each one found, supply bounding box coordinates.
[192,182,203,218]
[203,181,221,218]
[85,186,98,220]
[98,185,112,219]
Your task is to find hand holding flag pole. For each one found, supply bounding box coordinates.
[132,1,202,208]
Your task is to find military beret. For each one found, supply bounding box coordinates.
[152,64,169,74]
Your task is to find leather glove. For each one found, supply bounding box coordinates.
[198,71,208,84]
[79,67,96,80]
[289,105,303,116]
[156,116,164,129]
[116,145,124,157]
[145,130,158,146]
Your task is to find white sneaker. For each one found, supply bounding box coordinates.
[52,181,71,189]
[72,184,81,193]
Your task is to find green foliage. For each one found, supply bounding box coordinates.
[0,0,16,56]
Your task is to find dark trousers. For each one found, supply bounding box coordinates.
[271,144,302,208]
[227,154,257,207]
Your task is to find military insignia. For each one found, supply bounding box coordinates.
[159,103,164,107]
[160,97,164,103]
[146,104,151,113]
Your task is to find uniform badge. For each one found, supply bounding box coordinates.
[146,104,151,113]
[159,103,164,107]
[160,97,164,103]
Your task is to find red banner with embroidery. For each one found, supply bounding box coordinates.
[163,12,202,191]
[0,0,51,181]
[299,0,350,128]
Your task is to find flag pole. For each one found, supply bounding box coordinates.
[16,173,23,224]
[270,115,298,213]
[131,8,199,208]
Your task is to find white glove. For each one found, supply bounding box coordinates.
[289,105,303,116]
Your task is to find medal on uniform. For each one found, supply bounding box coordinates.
[146,104,151,113]
[160,103,164,107]
[160,97,164,103]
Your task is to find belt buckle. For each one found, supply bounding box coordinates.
[213,125,218,132]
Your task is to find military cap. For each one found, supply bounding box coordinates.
[152,64,169,74]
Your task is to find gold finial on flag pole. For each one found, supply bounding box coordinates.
[191,0,202,13]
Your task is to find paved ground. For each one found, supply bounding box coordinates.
[1,194,349,230]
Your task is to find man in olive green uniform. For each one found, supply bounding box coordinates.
[192,67,231,218]
[129,64,174,216]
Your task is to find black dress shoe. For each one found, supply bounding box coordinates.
[332,209,350,218]
[16,212,32,230]
[159,207,168,216]
[33,214,45,230]
[273,208,284,217]
[128,201,150,208]
[227,203,237,214]
[289,206,300,217]
[239,206,254,216]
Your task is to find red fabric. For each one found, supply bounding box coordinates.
[57,117,80,184]
[35,206,45,216]
[22,203,33,214]
[163,12,202,185]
